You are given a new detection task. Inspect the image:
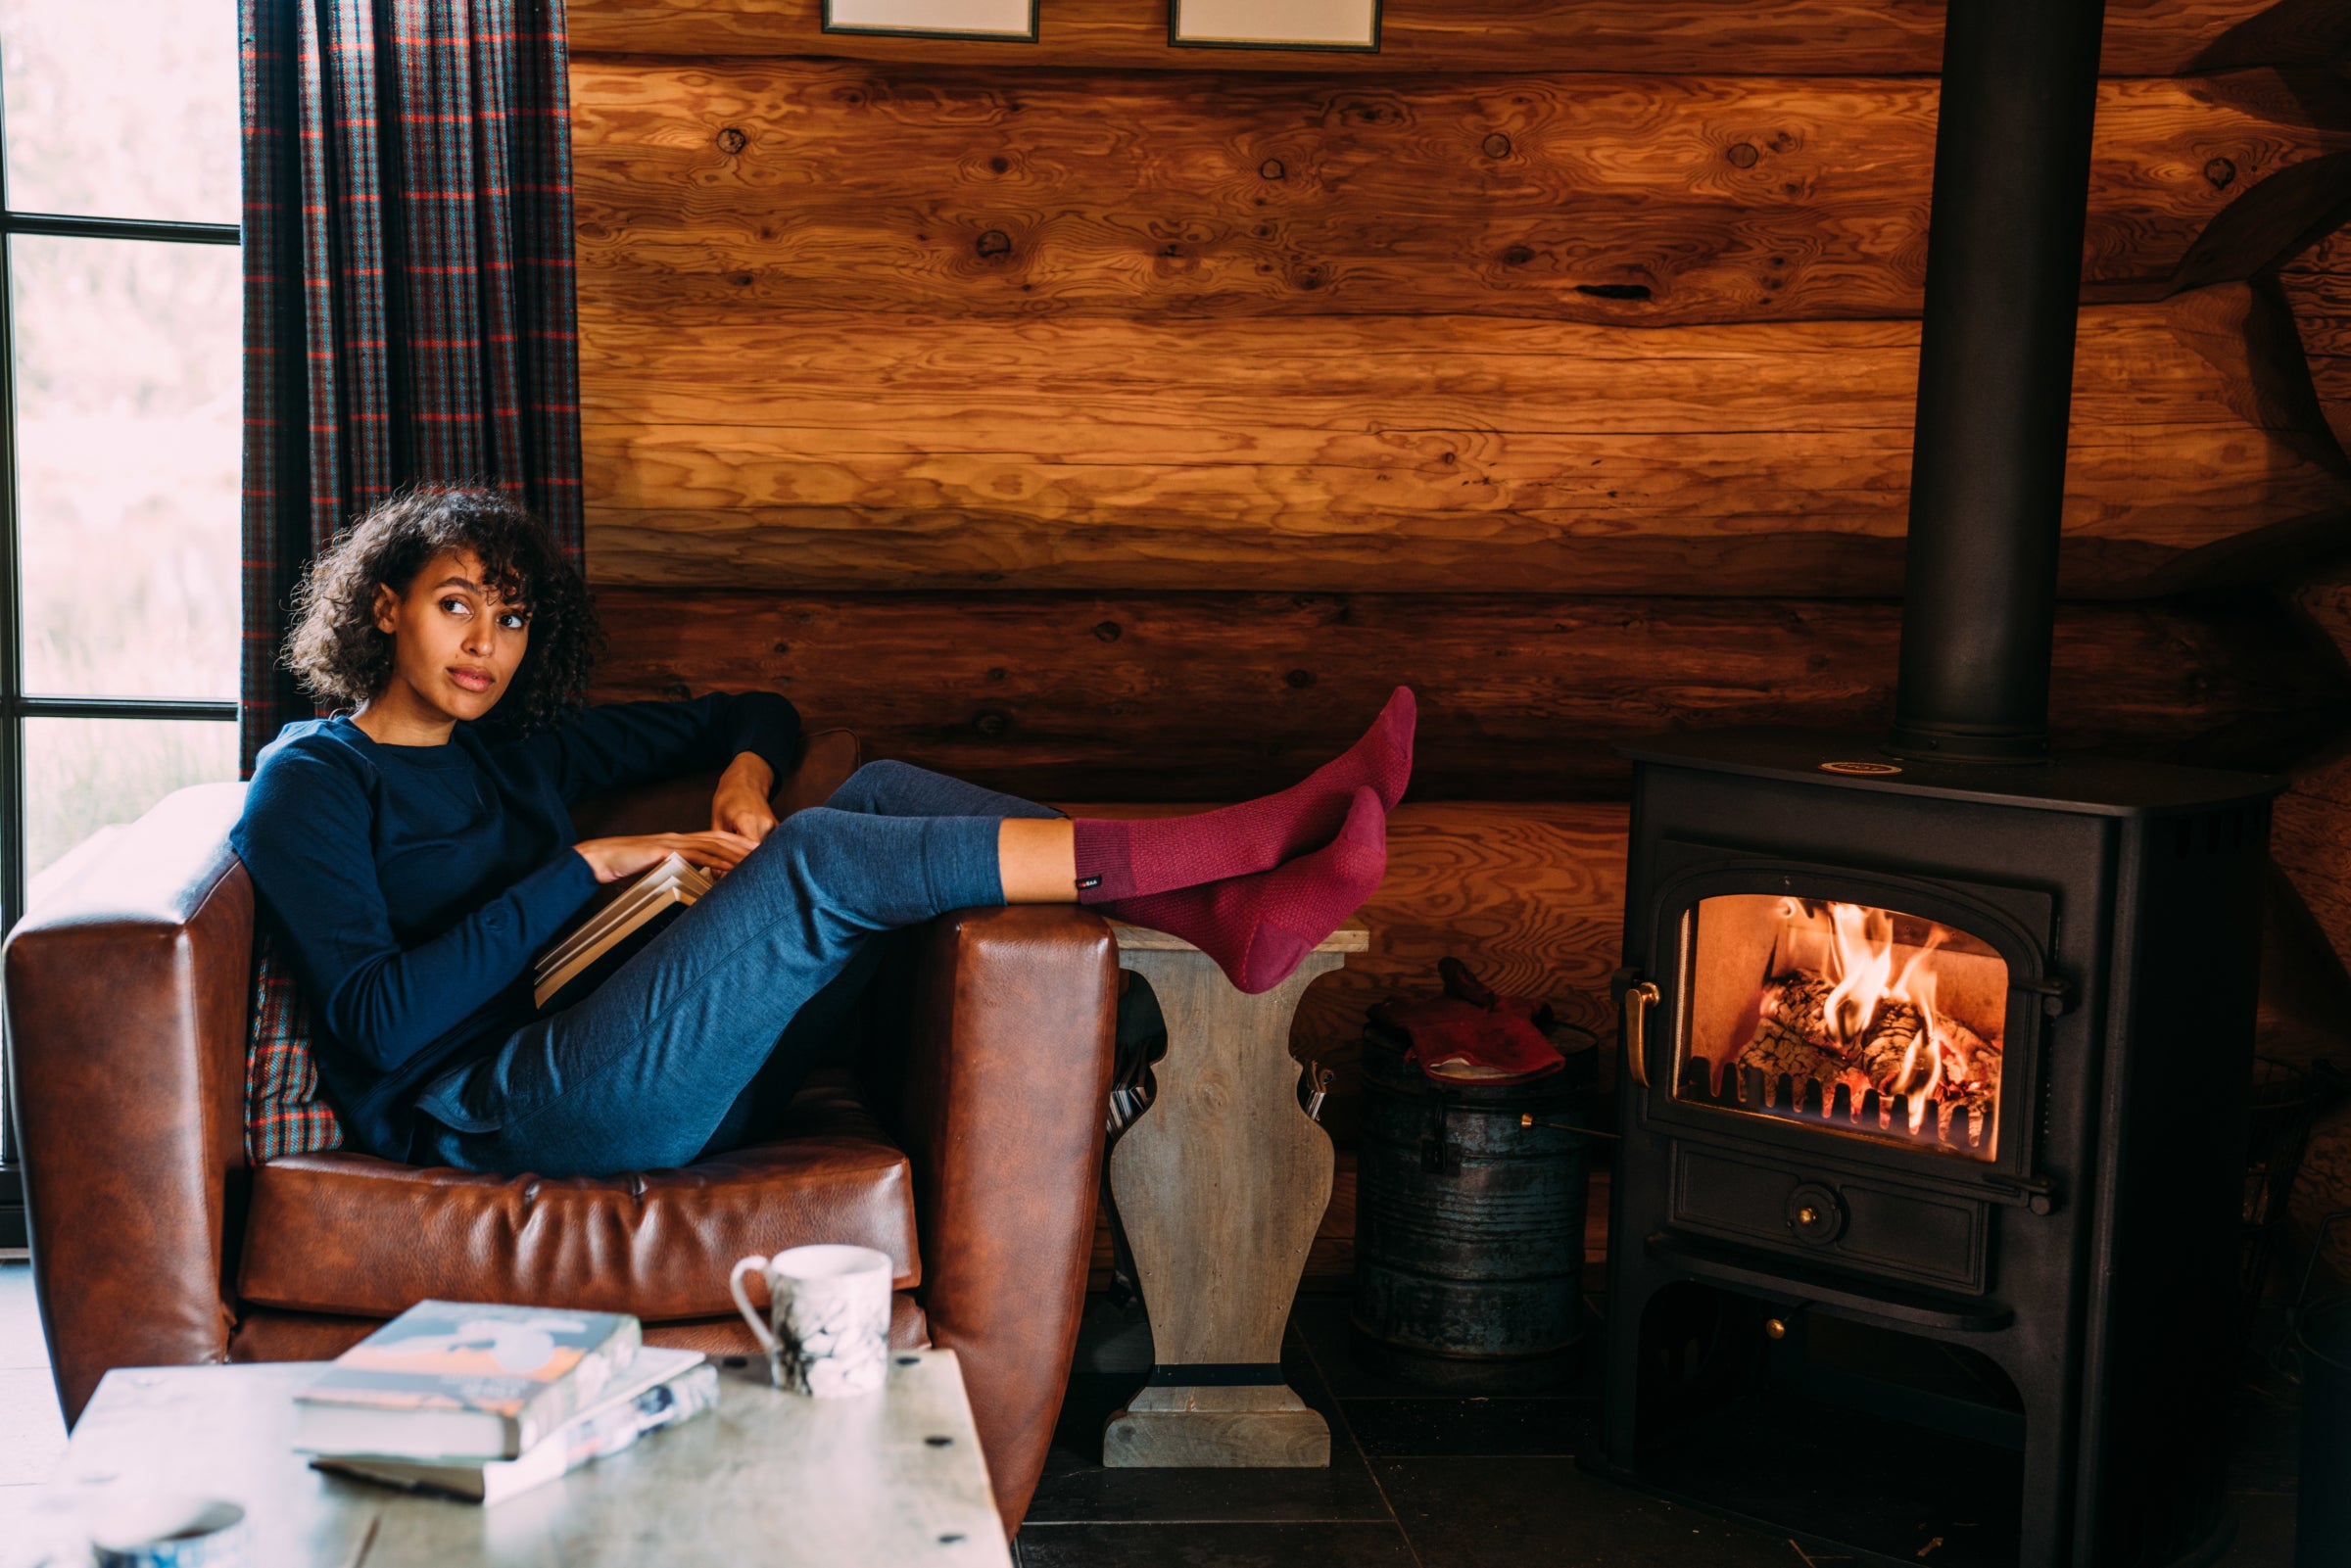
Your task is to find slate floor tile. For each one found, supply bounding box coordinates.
[1289,1289,1607,1403]
[2227,1358,2302,1498]
[1016,1520,1419,1567]
[1376,1456,1799,1568]
[1286,1294,1437,1402]
[2221,1491,2297,1566]
[1338,1394,1599,1458]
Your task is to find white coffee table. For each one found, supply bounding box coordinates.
[1,1351,1008,1567]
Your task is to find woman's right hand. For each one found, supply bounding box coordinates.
[573,831,760,884]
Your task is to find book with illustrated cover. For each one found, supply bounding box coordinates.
[532,852,714,1011]
[294,1301,642,1462]
[313,1349,715,1504]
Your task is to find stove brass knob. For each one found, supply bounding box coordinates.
[1763,1317,1788,1341]
[1784,1182,1846,1245]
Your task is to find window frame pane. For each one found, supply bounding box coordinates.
[12,228,245,702]
[0,0,239,227]
[0,25,244,1242]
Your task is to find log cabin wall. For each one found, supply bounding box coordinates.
[566,2,2351,1243]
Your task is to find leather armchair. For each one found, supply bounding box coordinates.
[3,733,1118,1532]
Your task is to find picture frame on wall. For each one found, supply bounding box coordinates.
[822,0,1039,42]
[1170,0,1381,52]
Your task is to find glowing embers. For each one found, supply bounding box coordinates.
[1680,896,2007,1161]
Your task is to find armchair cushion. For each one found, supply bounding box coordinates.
[238,1071,919,1321]
[243,927,342,1162]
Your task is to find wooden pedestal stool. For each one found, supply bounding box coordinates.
[1101,922,1367,1468]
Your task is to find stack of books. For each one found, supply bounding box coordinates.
[532,852,714,1012]
[295,1301,718,1504]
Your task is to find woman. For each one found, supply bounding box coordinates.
[234,488,1412,1178]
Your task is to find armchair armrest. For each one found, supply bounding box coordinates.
[3,784,254,1423]
[891,904,1118,1532]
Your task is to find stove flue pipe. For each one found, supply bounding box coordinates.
[1887,0,2108,763]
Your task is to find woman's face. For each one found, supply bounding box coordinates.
[369,547,531,726]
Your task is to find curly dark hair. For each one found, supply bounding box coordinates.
[283,487,599,733]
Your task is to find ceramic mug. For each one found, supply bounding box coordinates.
[729,1243,892,1397]
[87,1496,250,1568]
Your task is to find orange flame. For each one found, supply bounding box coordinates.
[1808,903,1964,1136]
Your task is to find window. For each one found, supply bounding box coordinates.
[0,7,242,1247]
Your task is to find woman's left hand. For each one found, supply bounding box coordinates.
[712,752,779,843]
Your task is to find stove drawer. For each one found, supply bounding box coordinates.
[1669,1143,1990,1294]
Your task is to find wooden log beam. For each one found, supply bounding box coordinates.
[2281,222,2351,457]
[2170,149,2351,293]
[571,61,2351,326]
[568,0,2347,76]
[2169,278,2351,474]
[2257,225,2351,729]
[579,302,2351,598]
[586,590,2350,802]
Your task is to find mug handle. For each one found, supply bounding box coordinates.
[729,1255,780,1355]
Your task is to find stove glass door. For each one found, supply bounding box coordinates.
[1677,894,2006,1162]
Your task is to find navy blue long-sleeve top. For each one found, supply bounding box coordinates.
[229,693,800,1160]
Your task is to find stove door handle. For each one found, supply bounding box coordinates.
[1622,979,1661,1090]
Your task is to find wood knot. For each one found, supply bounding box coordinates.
[988,155,1011,174]
[1093,620,1123,641]
[985,666,1007,682]
[1727,142,1759,168]
[2203,156,2236,190]
[1576,282,1651,301]
[1260,159,1286,180]
[1482,132,1511,159]
[1502,245,1535,265]
[715,126,747,155]
[973,710,1010,738]
[976,229,1012,258]
[663,684,692,701]
[1285,669,1316,689]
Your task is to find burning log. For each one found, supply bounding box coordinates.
[1735,961,2002,1146]
[1759,972,1838,1043]
[1740,1015,1847,1088]
[1855,996,1926,1087]
[1739,972,1847,1088]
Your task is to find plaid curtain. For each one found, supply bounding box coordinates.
[238,0,583,767]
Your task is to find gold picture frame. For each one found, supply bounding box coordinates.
[822,0,1040,42]
[1170,0,1381,52]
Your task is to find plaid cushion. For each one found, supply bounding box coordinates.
[245,927,345,1164]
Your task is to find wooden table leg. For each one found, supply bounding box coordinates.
[1101,924,1367,1468]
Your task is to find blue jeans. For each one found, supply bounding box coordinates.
[410,762,1061,1176]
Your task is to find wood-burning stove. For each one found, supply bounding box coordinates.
[1591,2,2281,1562]
[1596,732,2273,1566]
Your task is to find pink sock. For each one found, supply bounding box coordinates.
[1102,785,1388,995]
[1074,687,1413,903]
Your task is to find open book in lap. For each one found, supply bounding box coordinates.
[533,852,715,1012]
